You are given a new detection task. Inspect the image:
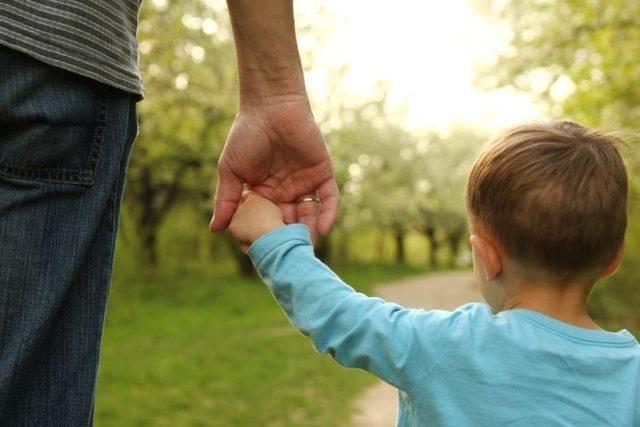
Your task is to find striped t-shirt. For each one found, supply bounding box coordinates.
[0,0,143,97]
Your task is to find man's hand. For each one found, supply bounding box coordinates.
[210,97,338,240]
[210,0,339,241]
[227,191,285,251]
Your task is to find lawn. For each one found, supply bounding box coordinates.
[95,262,428,426]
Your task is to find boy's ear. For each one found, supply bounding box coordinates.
[598,243,625,279]
[469,235,503,280]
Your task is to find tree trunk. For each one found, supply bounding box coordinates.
[424,226,438,268]
[236,253,255,278]
[338,233,349,264]
[448,233,462,268]
[376,231,386,263]
[393,227,405,265]
[227,240,256,278]
[128,160,198,268]
[137,165,160,266]
[315,235,330,263]
[140,224,159,266]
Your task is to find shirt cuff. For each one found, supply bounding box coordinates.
[247,223,312,266]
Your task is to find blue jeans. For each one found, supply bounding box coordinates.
[0,46,137,425]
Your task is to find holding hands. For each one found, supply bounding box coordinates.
[227,191,321,253]
[209,99,338,243]
[227,192,285,252]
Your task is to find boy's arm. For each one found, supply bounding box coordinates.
[248,224,455,390]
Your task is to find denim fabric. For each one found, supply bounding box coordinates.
[0,46,137,425]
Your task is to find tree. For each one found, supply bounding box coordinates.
[415,127,483,268]
[327,101,422,265]
[475,0,640,128]
[125,0,236,266]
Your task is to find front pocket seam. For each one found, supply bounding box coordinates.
[0,165,95,184]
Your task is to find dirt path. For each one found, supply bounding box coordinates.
[350,270,481,427]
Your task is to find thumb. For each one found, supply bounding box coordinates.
[210,167,244,233]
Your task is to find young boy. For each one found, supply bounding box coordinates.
[227,121,640,426]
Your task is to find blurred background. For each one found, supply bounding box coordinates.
[96,0,640,425]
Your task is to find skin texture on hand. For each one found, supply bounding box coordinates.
[211,0,339,241]
[227,192,286,252]
[210,98,337,241]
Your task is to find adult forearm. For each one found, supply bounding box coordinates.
[226,0,307,105]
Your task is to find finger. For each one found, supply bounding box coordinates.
[241,243,250,254]
[296,197,320,244]
[279,202,297,225]
[210,167,244,233]
[317,179,340,235]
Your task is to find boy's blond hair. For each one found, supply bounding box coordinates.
[467,121,628,280]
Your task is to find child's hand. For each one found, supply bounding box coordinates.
[227,191,285,251]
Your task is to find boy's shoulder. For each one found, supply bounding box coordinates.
[445,302,494,324]
[452,302,491,315]
[430,303,639,352]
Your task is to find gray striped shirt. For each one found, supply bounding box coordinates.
[0,0,143,97]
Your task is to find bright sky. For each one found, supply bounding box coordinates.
[300,0,543,134]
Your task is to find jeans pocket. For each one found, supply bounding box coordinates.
[0,52,108,186]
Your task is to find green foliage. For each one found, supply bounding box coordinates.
[324,97,482,266]
[476,0,640,128]
[124,0,236,264]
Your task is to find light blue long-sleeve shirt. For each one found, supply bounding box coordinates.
[248,224,640,426]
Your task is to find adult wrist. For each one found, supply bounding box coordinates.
[238,73,309,107]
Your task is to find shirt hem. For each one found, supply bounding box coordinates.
[0,40,144,99]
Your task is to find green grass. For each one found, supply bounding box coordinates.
[95,263,428,426]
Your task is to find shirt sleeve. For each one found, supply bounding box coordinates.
[248,224,456,390]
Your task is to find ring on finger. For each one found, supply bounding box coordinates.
[297,194,321,203]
